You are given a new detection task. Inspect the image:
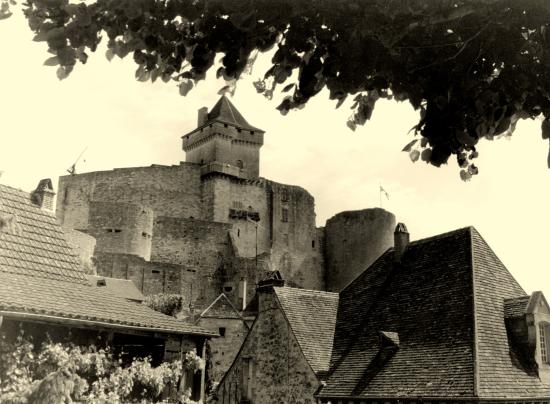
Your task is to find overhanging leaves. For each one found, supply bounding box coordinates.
[14,0,550,179]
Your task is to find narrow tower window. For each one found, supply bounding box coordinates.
[236,160,244,169]
[281,208,289,223]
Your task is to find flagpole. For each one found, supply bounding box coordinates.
[379,183,382,209]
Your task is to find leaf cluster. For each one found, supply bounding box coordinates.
[144,293,184,317]
[19,0,550,178]
[0,329,191,403]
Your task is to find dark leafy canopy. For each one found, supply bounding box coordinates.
[18,0,550,178]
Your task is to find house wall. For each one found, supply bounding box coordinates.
[197,317,249,386]
[214,288,319,404]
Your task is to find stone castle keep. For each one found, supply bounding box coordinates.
[56,96,396,312]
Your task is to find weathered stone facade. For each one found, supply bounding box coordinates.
[213,287,320,404]
[56,96,397,393]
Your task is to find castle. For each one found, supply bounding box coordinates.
[56,95,396,312]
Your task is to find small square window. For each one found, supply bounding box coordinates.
[281,208,289,223]
[219,327,226,337]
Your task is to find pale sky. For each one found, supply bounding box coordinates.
[2,11,550,297]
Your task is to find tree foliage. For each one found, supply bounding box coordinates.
[144,293,183,317]
[10,0,550,177]
[0,329,203,403]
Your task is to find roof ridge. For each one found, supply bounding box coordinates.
[197,293,243,321]
[275,286,339,298]
[408,226,474,247]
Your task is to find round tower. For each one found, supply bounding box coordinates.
[87,201,154,260]
[325,208,396,292]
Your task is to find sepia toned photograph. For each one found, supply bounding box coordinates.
[1,0,550,402]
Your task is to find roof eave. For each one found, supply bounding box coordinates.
[0,310,218,338]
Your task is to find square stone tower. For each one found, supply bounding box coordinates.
[181,96,265,179]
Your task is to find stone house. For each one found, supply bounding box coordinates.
[212,276,339,404]
[195,293,250,386]
[317,224,550,402]
[0,182,217,400]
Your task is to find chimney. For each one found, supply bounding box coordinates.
[257,270,284,314]
[257,270,285,292]
[31,179,56,211]
[394,222,409,263]
[198,107,208,126]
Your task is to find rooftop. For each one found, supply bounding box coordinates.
[274,286,339,377]
[0,183,215,337]
[320,226,550,399]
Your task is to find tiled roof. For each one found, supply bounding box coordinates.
[0,272,216,336]
[0,184,87,284]
[198,293,243,320]
[320,227,550,400]
[504,295,531,318]
[87,275,145,302]
[274,287,339,376]
[0,183,215,337]
[471,229,550,397]
[204,95,263,133]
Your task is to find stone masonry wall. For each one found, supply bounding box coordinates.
[151,216,232,307]
[86,201,154,260]
[270,183,325,290]
[183,122,263,179]
[202,176,271,258]
[214,288,319,404]
[93,252,196,307]
[325,208,396,292]
[63,228,96,274]
[56,163,203,230]
[198,317,249,386]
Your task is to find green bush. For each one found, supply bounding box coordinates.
[0,330,204,403]
[143,294,184,317]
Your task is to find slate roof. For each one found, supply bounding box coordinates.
[198,293,243,320]
[202,95,263,133]
[86,275,145,302]
[274,286,339,376]
[0,183,215,337]
[504,295,531,319]
[319,226,550,400]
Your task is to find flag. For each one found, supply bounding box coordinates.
[380,185,389,200]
